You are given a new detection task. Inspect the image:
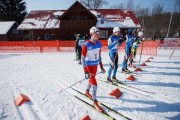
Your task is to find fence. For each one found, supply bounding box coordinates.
[157,39,180,49]
[0,39,166,56]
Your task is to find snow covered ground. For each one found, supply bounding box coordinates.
[0,48,180,120]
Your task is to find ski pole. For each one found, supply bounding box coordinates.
[89,71,102,76]
[59,72,102,93]
[138,39,144,68]
[124,72,126,82]
[58,78,85,93]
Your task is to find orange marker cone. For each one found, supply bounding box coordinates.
[135,67,142,72]
[145,59,151,62]
[14,94,30,106]
[126,75,135,81]
[81,115,91,120]
[149,57,153,59]
[109,88,122,99]
[140,63,147,66]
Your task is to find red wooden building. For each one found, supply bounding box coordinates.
[18,1,141,40]
[0,21,22,41]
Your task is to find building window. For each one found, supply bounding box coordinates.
[54,15,60,19]
[106,30,109,38]
[100,30,108,39]
[13,29,19,34]
[44,34,56,40]
[97,15,101,18]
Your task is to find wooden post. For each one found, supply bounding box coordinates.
[169,39,180,59]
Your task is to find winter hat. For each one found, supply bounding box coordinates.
[128,28,133,35]
[138,31,143,37]
[113,27,120,33]
[77,34,82,38]
[90,26,99,36]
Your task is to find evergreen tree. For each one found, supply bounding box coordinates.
[0,0,27,24]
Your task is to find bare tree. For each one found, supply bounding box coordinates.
[135,4,150,17]
[110,0,179,38]
[175,0,180,12]
[111,3,125,9]
[151,3,165,15]
[80,0,108,9]
[110,0,135,11]
[126,0,135,11]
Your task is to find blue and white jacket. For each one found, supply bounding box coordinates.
[108,35,123,53]
[81,40,102,67]
[125,34,134,47]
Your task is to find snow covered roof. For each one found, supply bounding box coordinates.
[18,9,140,30]
[90,9,141,28]
[18,10,65,30]
[0,21,16,34]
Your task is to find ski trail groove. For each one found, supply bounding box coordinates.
[8,79,48,120]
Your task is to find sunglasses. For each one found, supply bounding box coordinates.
[94,31,100,35]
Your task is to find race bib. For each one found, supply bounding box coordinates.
[78,39,85,47]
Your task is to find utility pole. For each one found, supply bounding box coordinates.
[166,0,176,38]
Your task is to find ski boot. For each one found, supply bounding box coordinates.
[129,64,136,68]
[78,60,82,65]
[107,77,113,84]
[122,69,131,74]
[122,69,127,73]
[85,90,92,99]
[125,69,131,73]
[112,76,118,82]
[93,101,104,113]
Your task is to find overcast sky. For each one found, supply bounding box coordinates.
[25,0,175,12]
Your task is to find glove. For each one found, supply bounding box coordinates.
[137,41,140,44]
[133,43,139,48]
[101,67,106,73]
[117,38,124,44]
[85,72,90,79]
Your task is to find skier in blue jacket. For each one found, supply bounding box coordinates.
[122,28,134,73]
[107,27,124,83]
[129,30,144,67]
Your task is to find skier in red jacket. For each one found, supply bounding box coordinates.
[81,26,105,113]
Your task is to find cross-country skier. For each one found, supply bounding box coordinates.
[129,30,144,67]
[122,28,134,73]
[81,26,106,113]
[75,34,84,64]
[107,27,125,83]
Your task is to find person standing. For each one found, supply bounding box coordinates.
[122,28,134,73]
[129,31,144,67]
[75,34,84,64]
[107,27,124,83]
[81,26,105,113]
